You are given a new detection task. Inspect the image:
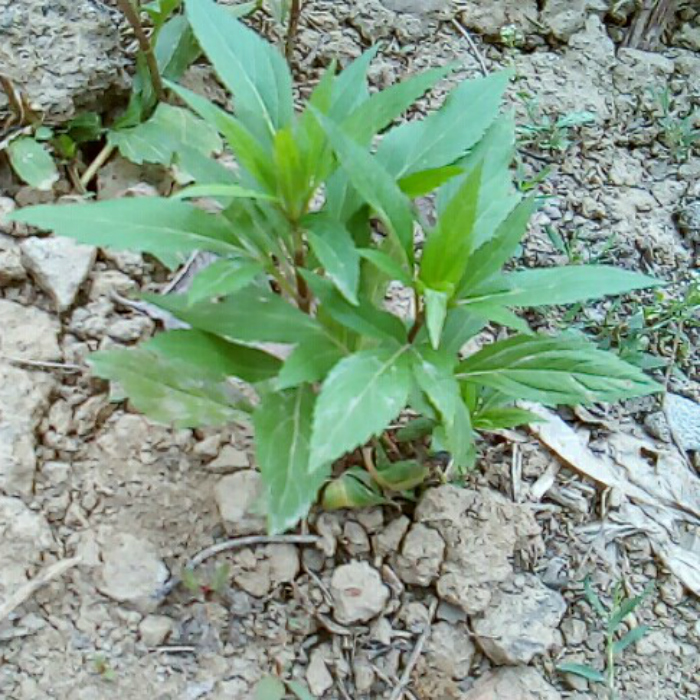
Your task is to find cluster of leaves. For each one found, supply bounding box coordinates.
[649,86,700,162]
[558,578,653,700]
[12,0,662,534]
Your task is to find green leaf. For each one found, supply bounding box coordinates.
[185,258,263,303]
[458,197,536,294]
[584,576,608,618]
[173,184,277,201]
[185,0,293,140]
[312,109,415,264]
[310,346,412,471]
[167,81,277,192]
[473,406,543,430]
[286,680,316,700]
[398,165,464,198]
[156,15,201,81]
[174,146,239,196]
[609,583,655,631]
[255,386,330,534]
[7,137,59,190]
[306,214,360,305]
[557,663,605,684]
[90,347,248,428]
[378,70,511,178]
[10,198,240,263]
[613,625,650,654]
[376,459,429,491]
[303,271,407,344]
[274,126,308,218]
[145,285,327,344]
[420,163,482,291]
[65,113,103,144]
[108,103,222,165]
[276,337,346,390]
[254,677,286,700]
[395,417,436,443]
[439,307,486,357]
[145,329,282,384]
[322,468,385,509]
[358,248,413,286]
[330,46,379,119]
[457,334,661,405]
[461,266,662,308]
[467,303,532,335]
[424,288,449,349]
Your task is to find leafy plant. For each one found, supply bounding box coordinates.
[517,92,596,152]
[91,653,117,682]
[650,86,699,162]
[558,577,653,699]
[181,562,230,598]
[11,0,662,534]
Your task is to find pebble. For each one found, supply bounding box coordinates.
[394,523,445,586]
[138,615,174,647]
[464,667,562,700]
[214,470,266,535]
[330,561,389,624]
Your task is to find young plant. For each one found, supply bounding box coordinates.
[651,86,699,162]
[558,578,653,699]
[255,676,314,700]
[11,0,662,534]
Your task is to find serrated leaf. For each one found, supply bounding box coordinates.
[10,198,240,263]
[613,625,650,654]
[420,163,482,291]
[167,81,276,192]
[398,165,464,198]
[424,288,449,349]
[255,386,330,534]
[7,137,59,190]
[276,336,346,390]
[310,346,412,471]
[461,266,662,308]
[184,258,263,303]
[322,468,385,510]
[254,677,286,700]
[378,70,511,178]
[145,328,282,383]
[143,285,327,344]
[108,103,222,166]
[306,214,360,305]
[557,663,605,684]
[90,347,248,428]
[312,109,415,264]
[457,334,661,405]
[458,197,536,294]
[185,0,293,141]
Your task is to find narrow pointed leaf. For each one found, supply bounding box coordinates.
[184,258,263,303]
[330,46,379,119]
[255,386,330,534]
[439,307,486,357]
[467,303,532,334]
[173,184,277,201]
[557,664,605,684]
[146,329,282,383]
[613,625,650,654]
[185,0,293,139]
[424,288,449,349]
[473,406,543,431]
[310,346,412,471]
[457,335,661,405]
[398,165,464,198]
[359,248,413,286]
[10,198,241,260]
[90,347,247,428]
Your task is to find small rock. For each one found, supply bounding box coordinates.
[205,445,249,473]
[373,515,410,557]
[426,622,475,680]
[139,615,174,646]
[20,237,96,311]
[265,544,300,584]
[394,523,445,586]
[0,299,61,361]
[381,0,448,13]
[0,197,17,234]
[96,532,169,611]
[353,654,375,693]
[561,618,588,646]
[636,630,681,656]
[473,575,567,665]
[343,521,371,556]
[331,561,390,624]
[464,667,562,700]
[214,470,266,535]
[306,647,334,697]
[563,672,589,692]
[664,393,700,451]
[0,237,26,284]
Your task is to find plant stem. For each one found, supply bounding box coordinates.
[285,0,302,64]
[408,290,424,343]
[606,634,616,700]
[80,143,115,189]
[116,0,166,103]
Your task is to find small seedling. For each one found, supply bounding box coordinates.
[254,675,315,700]
[650,86,699,162]
[517,92,596,152]
[91,653,117,682]
[558,577,653,699]
[182,563,230,598]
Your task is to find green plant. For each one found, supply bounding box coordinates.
[651,86,699,161]
[255,676,315,700]
[517,92,596,152]
[91,653,117,682]
[12,0,663,534]
[181,563,230,598]
[558,577,653,699]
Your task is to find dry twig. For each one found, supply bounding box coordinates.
[451,18,488,76]
[0,354,84,373]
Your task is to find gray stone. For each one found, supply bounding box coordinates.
[664,393,700,451]
[0,197,17,234]
[459,0,538,36]
[561,618,587,646]
[96,532,169,611]
[205,445,250,473]
[0,496,53,597]
[0,363,54,495]
[381,0,448,13]
[0,236,26,284]
[21,237,96,311]
[331,561,390,624]
[0,0,128,122]
[214,471,266,535]
[464,667,562,700]
[373,515,410,557]
[139,615,174,647]
[306,647,334,697]
[426,621,476,680]
[394,523,445,586]
[540,0,606,41]
[473,575,567,665]
[0,299,61,361]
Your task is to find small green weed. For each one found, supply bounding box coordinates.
[558,577,653,700]
[91,653,117,682]
[650,86,700,161]
[255,675,315,699]
[181,563,230,598]
[517,92,596,152]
